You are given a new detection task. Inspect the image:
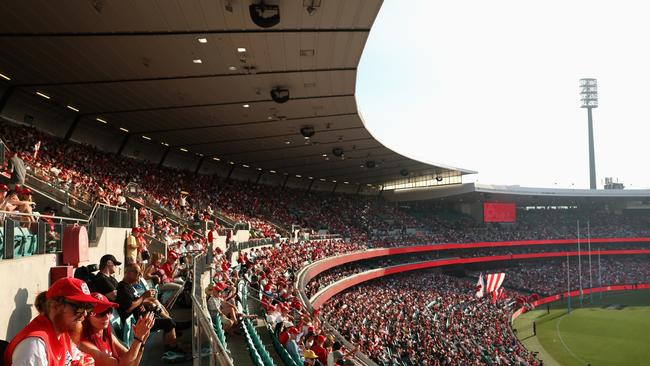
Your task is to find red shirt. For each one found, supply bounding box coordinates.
[81,322,118,359]
[278,331,289,347]
[311,344,328,365]
[161,262,174,279]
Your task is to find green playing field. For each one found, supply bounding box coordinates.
[513,290,650,366]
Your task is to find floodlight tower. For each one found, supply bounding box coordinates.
[580,78,598,189]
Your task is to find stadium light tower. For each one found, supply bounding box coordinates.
[579,78,598,189]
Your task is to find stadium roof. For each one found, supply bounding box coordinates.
[0,0,475,187]
[387,182,650,203]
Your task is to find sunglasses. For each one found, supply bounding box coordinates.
[62,299,94,319]
[90,309,112,318]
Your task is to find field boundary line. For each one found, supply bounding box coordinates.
[556,314,588,365]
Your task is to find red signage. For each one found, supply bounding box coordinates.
[484,202,516,222]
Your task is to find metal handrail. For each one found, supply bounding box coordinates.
[0,210,88,223]
[190,252,234,366]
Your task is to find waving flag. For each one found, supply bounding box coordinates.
[475,273,485,298]
[485,273,505,294]
[33,140,41,159]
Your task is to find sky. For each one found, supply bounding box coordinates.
[357,0,650,189]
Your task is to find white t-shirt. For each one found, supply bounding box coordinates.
[12,337,48,366]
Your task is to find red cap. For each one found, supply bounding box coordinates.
[167,250,179,260]
[47,278,109,308]
[316,335,326,344]
[89,292,118,314]
[287,326,299,335]
[21,187,32,195]
[0,184,8,192]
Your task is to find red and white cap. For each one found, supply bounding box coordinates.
[47,278,114,309]
[89,292,118,313]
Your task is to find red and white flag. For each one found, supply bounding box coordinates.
[475,273,485,298]
[33,140,41,159]
[491,287,507,304]
[485,273,505,294]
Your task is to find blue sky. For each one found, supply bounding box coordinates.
[357,0,650,189]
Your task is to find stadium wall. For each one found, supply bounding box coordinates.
[0,227,129,341]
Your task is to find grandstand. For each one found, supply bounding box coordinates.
[0,2,649,366]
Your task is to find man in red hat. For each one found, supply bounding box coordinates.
[4,277,114,366]
[311,334,329,365]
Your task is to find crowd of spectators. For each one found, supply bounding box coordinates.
[4,121,650,250]
[321,271,538,366]
[490,256,650,296]
[213,239,367,365]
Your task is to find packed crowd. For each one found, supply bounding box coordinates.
[492,256,650,296]
[321,271,538,366]
[208,238,368,365]
[4,121,650,248]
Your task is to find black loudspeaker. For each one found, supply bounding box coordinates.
[271,87,290,103]
[332,147,344,157]
[300,126,315,139]
[249,2,280,28]
[400,169,409,177]
[365,160,376,169]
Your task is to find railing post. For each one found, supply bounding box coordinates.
[4,219,15,259]
[37,221,47,254]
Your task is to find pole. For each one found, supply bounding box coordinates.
[567,252,571,314]
[588,107,597,189]
[587,221,594,304]
[598,248,602,299]
[577,220,583,306]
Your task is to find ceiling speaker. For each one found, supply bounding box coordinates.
[249,1,280,28]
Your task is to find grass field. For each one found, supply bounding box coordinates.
[513,290,650,366]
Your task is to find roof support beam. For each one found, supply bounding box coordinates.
[332,182,339,193]
[139,112,357,135]
[16,68,356,88]
[226,165,235,181]
[90,94,354,116]
[181,126,363,148]
[194,156,205,175]
[0,85,16,114]
[158,146,170,168]
[255,171,263,186]
[307,179,315,192]
[282,175,290,189]
[0,29,370,37]
[63,115,82,142]
[116,134,130,156]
